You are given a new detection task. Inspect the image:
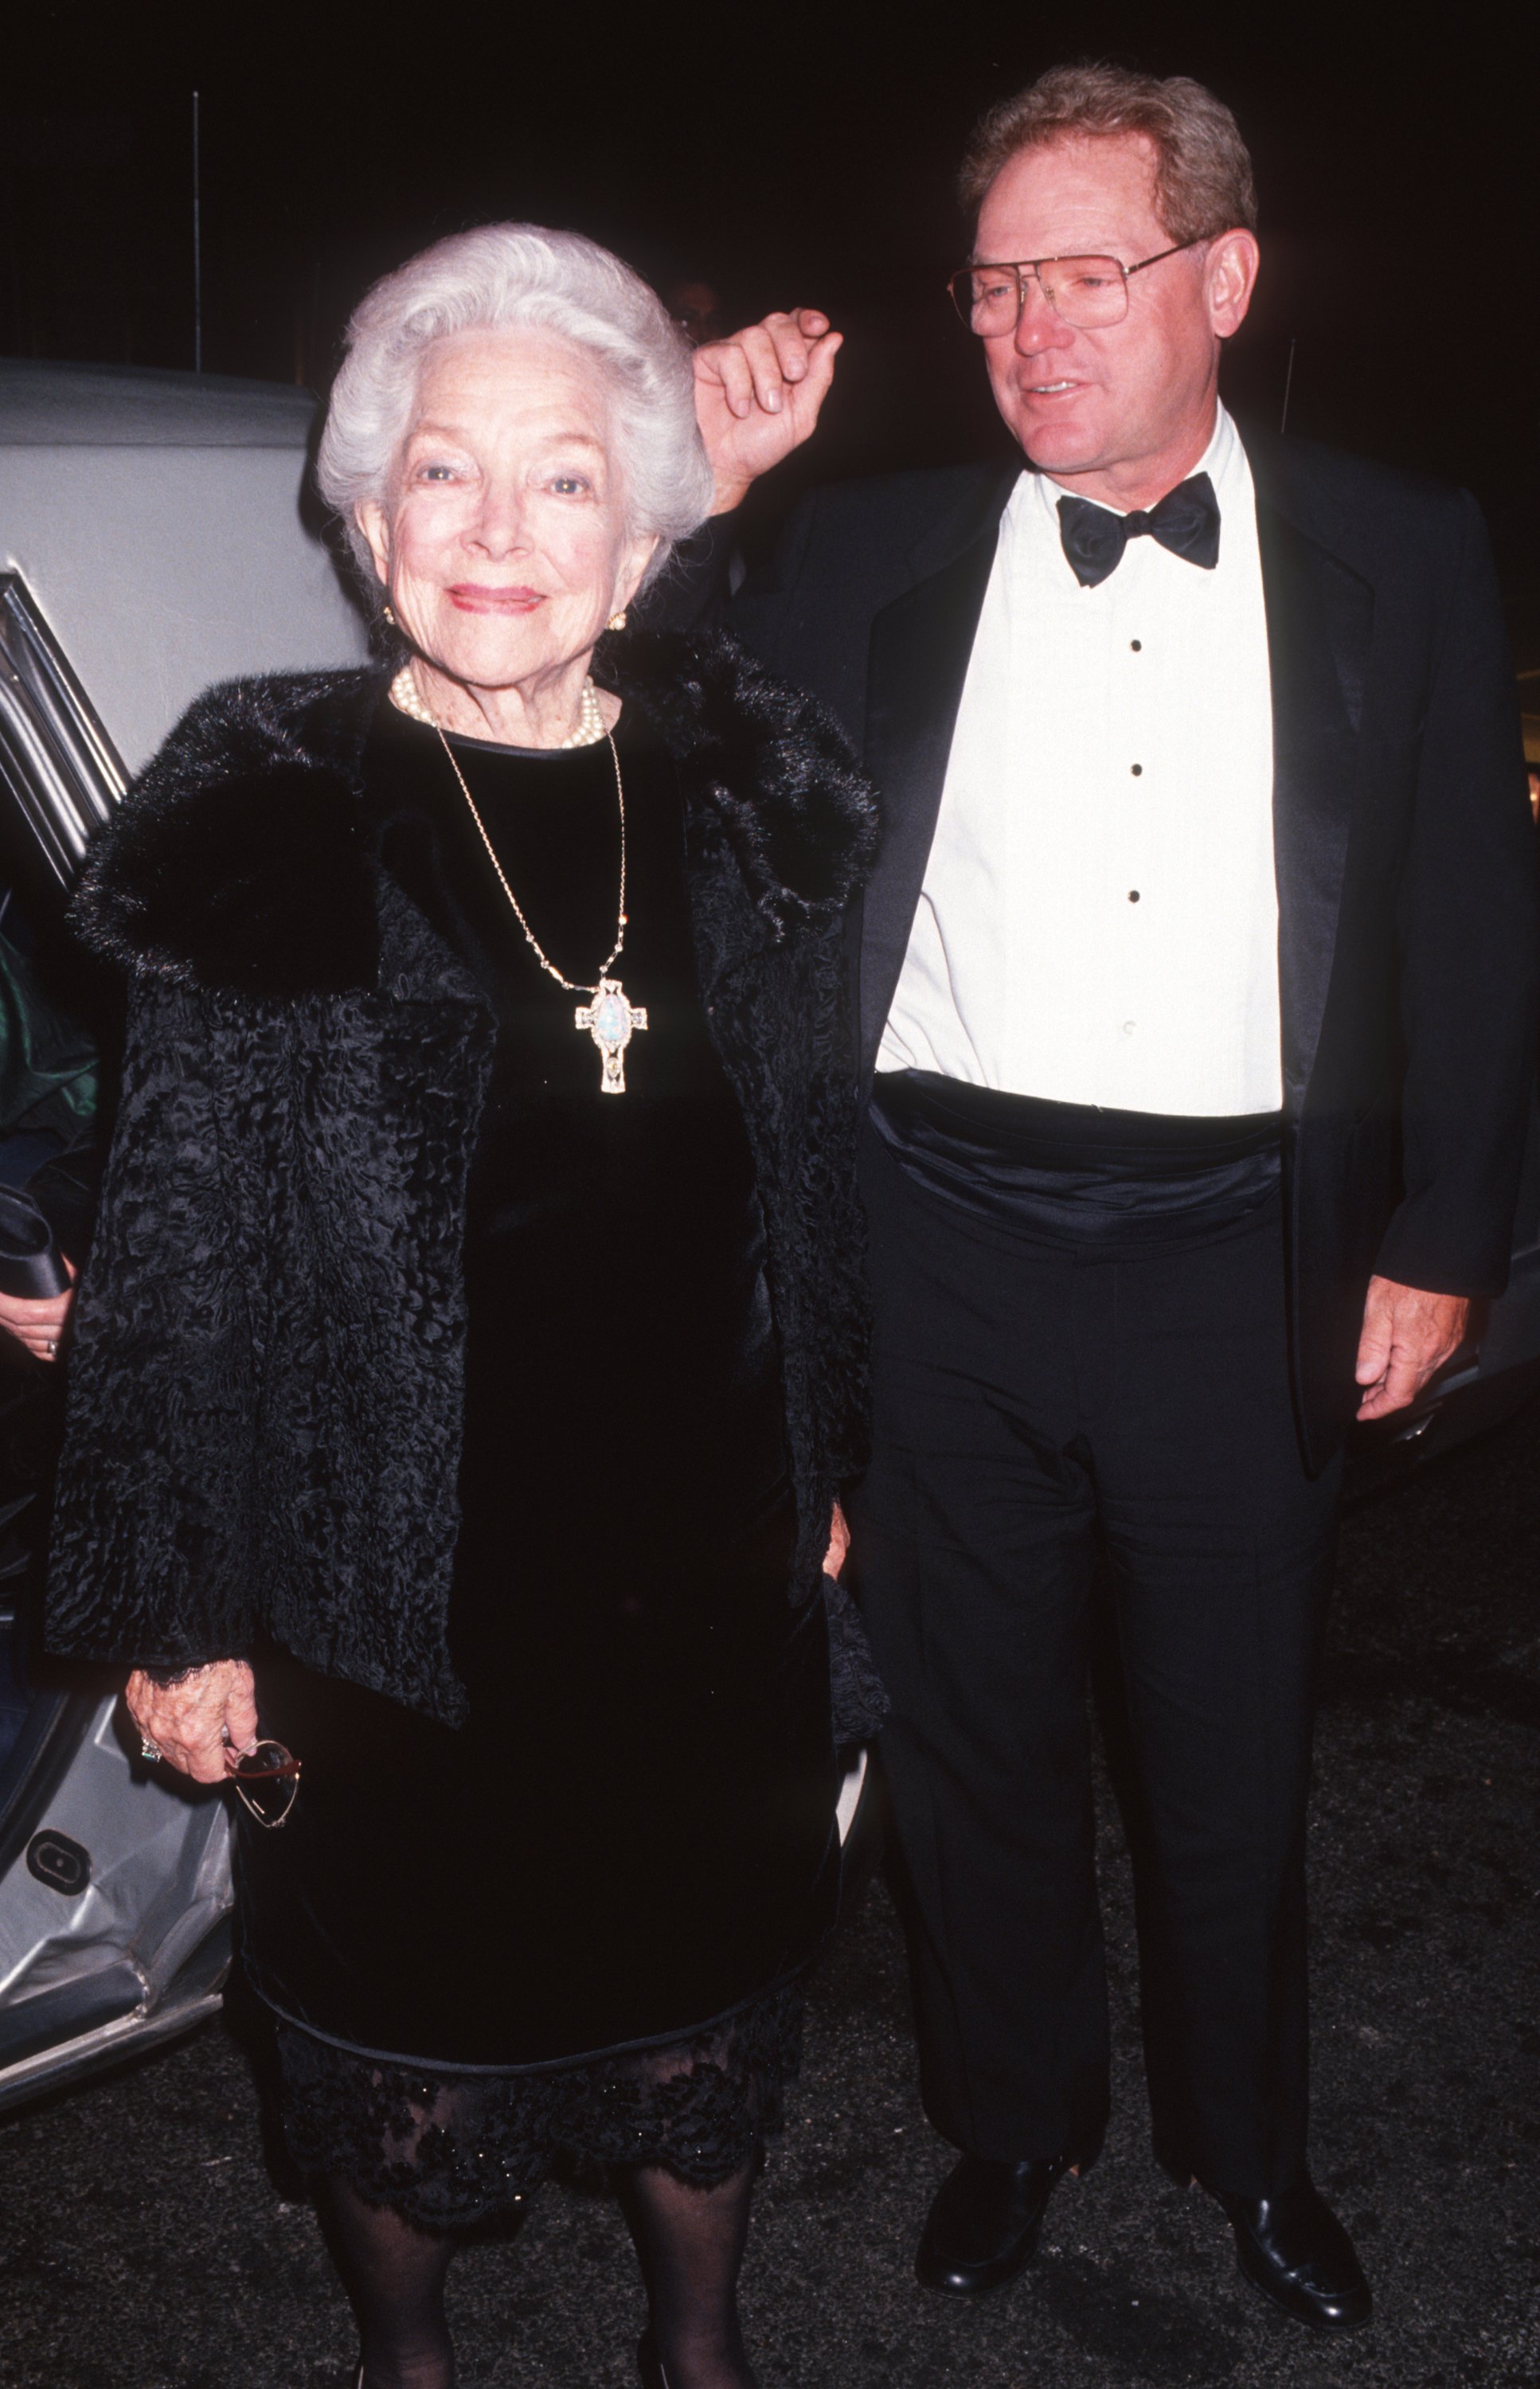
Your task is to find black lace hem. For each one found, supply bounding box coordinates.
[271,1974,807,2231]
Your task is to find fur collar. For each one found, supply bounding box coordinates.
[72,629,877,1000]
[593,627,874,926]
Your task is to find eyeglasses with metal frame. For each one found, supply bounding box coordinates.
[948,241,1200,335]
[226,1738,303,1828]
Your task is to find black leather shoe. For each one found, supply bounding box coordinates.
[1221,2178,1371,2330]
[916,2149,1087,2294]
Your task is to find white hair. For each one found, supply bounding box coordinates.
[315,223,716,596]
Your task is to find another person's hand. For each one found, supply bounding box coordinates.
[0,1256,76,1362]
[823,1500,850,1582]
[1354,1275,1472,1421]
[124,1660,260,1785]
[693,309,842,514]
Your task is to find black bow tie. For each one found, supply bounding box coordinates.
[1057,471,1221,588]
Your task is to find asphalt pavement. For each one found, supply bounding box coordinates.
[2,1397,1538,2389]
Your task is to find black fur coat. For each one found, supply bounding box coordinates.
[44,629,878,1728]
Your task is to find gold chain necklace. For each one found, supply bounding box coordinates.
[389,667,647,1093]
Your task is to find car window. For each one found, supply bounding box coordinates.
[0,892,98,1183]
[0,573,111,1218]
[0,572,121,900]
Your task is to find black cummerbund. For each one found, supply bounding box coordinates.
[869,1069,1283,1251]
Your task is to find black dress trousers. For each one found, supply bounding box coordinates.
[850,1111,1342,2199]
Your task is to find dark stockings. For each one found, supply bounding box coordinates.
[322,2154,760,2389]
[324,2176,455,2389]
[621,2155,760,2389]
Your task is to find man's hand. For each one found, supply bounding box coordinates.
[1354,1275,1472,1421]
[0,1257,76,1362]
[124,1660,259,1785]
[694,308,842,514]
[823,1499,850,1582]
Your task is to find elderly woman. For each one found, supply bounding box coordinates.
[37,225,875,2389]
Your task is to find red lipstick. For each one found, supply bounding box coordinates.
[447,584,545,614]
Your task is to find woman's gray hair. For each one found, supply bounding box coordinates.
[315,223,716,595]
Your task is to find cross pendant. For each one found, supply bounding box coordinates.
[575,976,648,1094]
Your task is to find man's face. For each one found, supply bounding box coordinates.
[973,132,1257,495]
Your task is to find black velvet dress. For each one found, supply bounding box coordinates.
[238,699,840,2227]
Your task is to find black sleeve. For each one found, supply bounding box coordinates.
[26,1125,105,1268]
[805,902,871,1492]
[44,974,261,1675]
[639,513,744,632]
[1374,491,1540,1293]
[643,491,828,669]
[724,489,825,674]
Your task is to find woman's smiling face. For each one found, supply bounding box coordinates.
[359,327,656,698]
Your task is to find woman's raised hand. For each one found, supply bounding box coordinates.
[693,309,843,514]
[0,1257,76,1362]
[124,1660,260,1785]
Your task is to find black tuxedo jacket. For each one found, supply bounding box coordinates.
[670,428,1538,1466]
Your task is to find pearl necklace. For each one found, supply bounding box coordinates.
[388,663,608,749]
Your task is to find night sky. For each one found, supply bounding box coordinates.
[6,2,1538,656]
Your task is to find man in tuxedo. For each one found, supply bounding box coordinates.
[682,65,1537,2328]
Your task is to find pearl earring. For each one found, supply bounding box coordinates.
[607,610,628,633]
[382,602,397,626]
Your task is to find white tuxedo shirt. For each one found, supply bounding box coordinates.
[877,405,1283,1116]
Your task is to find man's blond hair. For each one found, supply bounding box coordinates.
[960,63,1258,245]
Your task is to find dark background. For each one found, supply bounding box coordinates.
[4,1,1538,658]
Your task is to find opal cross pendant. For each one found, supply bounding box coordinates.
[576,976,648,1094]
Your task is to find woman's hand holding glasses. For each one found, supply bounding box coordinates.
[126,1660,303,1825]
[124,1658,259,1784]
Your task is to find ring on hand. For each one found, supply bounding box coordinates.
[44,1339,57,1358]
[139,1736,163,1762]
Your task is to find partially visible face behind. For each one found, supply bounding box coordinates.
[358,327,656,692]
[973,132,1258,503]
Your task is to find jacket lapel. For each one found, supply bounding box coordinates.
[859,467,1016,1077]
[1248,436,1375,1111]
